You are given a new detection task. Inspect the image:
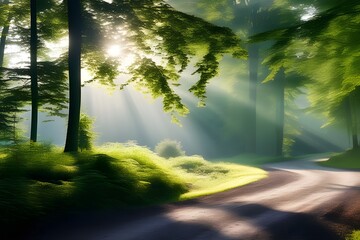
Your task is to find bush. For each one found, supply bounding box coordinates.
[78,113,95,152]
[346,230,360,240]
[171,156,229,175]
[155,139,185,159]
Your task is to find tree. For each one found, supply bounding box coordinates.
[273,68,285,156]
[0,0,10,68]
[169,0,301,156]
[62,0,246,152]
[0,0,68,142]
[64,0,81,152]
[254,1,360,150]
[30,0,38,142]
[0,0,24,142]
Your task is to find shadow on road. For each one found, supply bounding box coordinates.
[230,203,340,240]
[24,201,342,240]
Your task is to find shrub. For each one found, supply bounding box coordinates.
[155,139,185,159]
[171,156,229,175]
[78,113,95,151]
[346,230,360,240]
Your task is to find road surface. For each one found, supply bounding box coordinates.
[28,158,360,240]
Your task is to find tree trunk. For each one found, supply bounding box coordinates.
[64,0,82,152]
[0,25,9,67]
[244,3,261,154]
[30,0,38,142]
[245,44,258,153]
[349,90,359,149]
[0,0,10,67]
[274,68,285,156]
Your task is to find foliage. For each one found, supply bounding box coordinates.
[346,230,360,240]
[80,0,247,120]
[0,0,68,142]
[78,113,94,152]
[0,143,187,235]
[155,139,185,159]
[1,0,247,150]
[249,1,360,152]
[254,1,360,126]
[171,155,229,175]
[169,0,307,155]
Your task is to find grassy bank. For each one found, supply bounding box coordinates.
[319,148,360,170]
[169,156,267,199]
[0,143,266,234]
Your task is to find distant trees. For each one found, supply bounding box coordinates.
[0,0,25,142]
[0,0,68,143]
[256,1,360,150]
[169,0,300,156]
[167,0,360,156]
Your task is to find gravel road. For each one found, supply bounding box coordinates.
[28,158,360,240]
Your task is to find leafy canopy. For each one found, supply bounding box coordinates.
[252,1,360,126]
[80,0,247,120]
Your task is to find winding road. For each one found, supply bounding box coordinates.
[29,158,360,240]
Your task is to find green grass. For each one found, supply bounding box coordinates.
[0,142,266,234]
[211,153,287,166]
[169,156,267,199]
[319,148,360,170]
[346,230,360,240]
[213,152,335,167]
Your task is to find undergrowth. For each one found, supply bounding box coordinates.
[0,143,186,235]
[346,230,360,240]
[0,142,266,237]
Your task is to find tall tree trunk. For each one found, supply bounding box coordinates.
[0,0,10,67]
[0,0,13,141]
[245,43,258,153]
[244,3,261,154]
[349,90,359,149]
[274,69,285,156]
[64,0,82,152]
[30,0,38,142]
[0,25,9,67]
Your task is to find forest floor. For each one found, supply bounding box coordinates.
[25,157,360,240]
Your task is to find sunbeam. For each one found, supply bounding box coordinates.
[80,77,214,156]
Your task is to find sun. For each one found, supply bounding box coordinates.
[106,44,137,71]
[106,45,122,58]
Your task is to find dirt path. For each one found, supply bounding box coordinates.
[28,158,360,240]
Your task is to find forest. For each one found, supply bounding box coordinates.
[0,0,359,239]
